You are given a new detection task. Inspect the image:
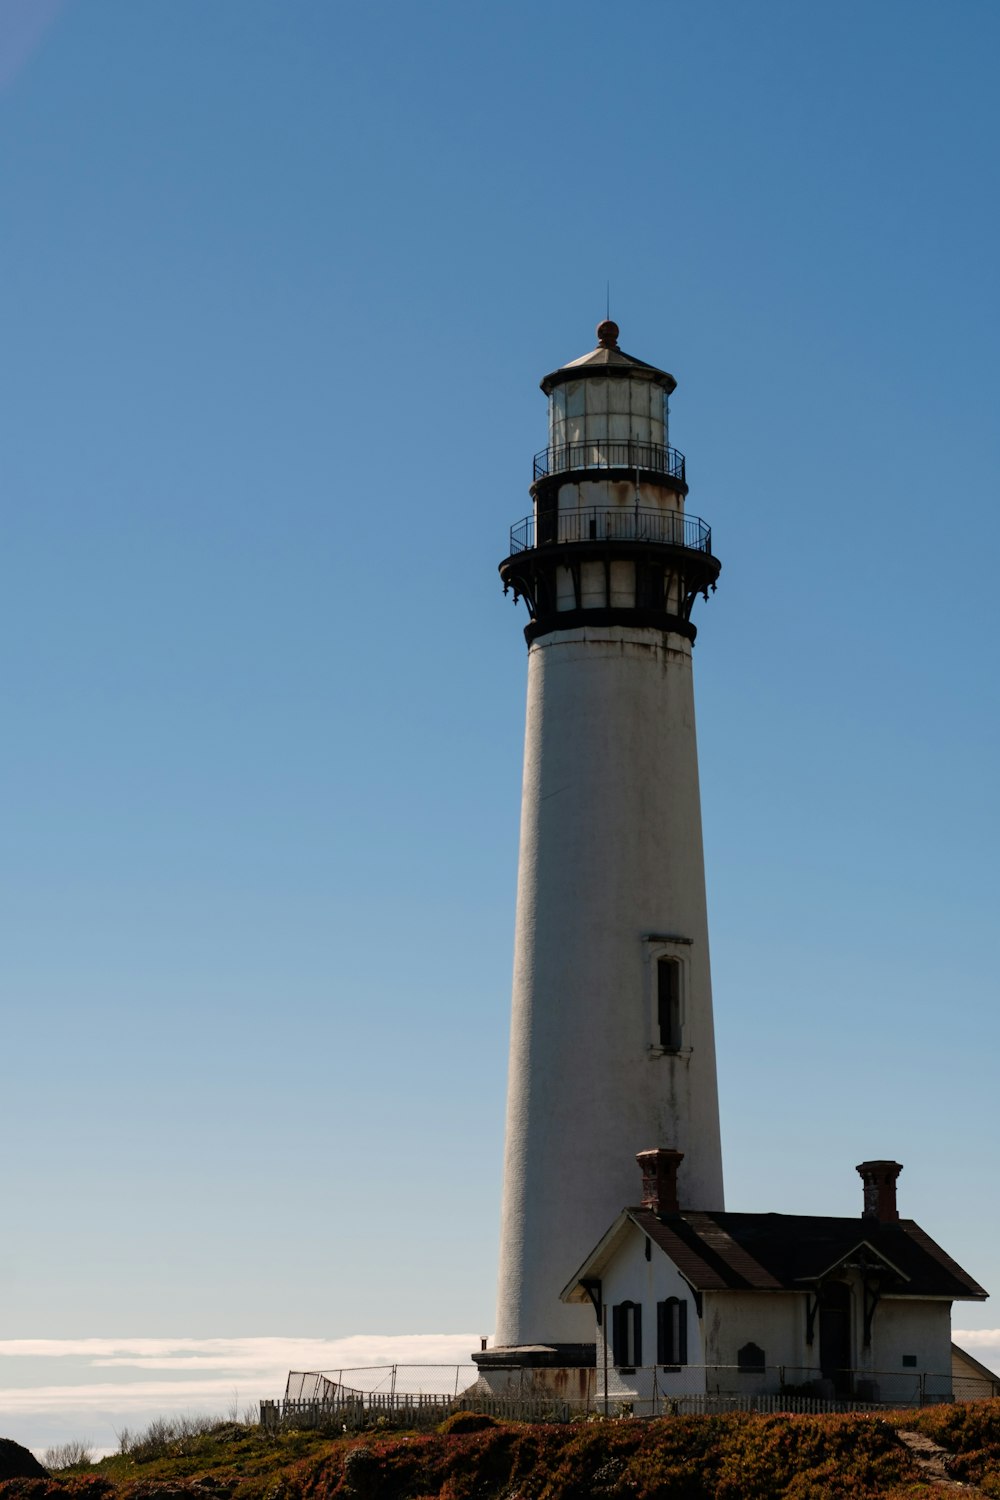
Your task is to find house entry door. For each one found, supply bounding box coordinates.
[819,1282,852,1394]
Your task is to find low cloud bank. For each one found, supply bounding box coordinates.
[0,1334,481,1454]
[954,1330,1000,1357]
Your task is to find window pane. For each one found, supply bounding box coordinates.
[609,378,629,415]
[585,378,608,416]
[584,412,609,445]
[658,959,681,1050]
[565,380,584,417]
[613,1302,642,1368]
[627,380,646,421]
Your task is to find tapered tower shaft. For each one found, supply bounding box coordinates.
[493,322,724,1353]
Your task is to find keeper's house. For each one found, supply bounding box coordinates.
[561,1150,987,1406]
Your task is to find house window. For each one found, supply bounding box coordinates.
[902,1355,917,1368]
[737,1341,765,1373]
[657,958,681,1051]
[657,1297,688,1367]
[612,1301,642,1369]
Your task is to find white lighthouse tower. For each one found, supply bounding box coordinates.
[485,321,725,1366]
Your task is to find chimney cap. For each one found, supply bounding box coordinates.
[856,1160,903,1223]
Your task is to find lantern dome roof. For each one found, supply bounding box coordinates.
[540,321,677,396]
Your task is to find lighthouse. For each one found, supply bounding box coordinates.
[489,321,725,1361]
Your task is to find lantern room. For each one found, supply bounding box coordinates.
[539,320,678,478]
[501,322,718,646]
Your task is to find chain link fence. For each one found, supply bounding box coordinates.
[285,1366,477,1402]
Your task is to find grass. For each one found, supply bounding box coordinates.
[7,1401,1000,1499]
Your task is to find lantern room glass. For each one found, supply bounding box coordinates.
[548,377,670,469]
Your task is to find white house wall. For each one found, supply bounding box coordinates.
[702,1290,803,1395]
[868,1299,953,1402]
[703,1281,955,1401]
[595,1220,705,1398]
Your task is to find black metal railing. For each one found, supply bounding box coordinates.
[533,440,686,484]
[509,506,712,556]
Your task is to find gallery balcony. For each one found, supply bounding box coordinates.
[508,506,712,557]
[532,439,687,485]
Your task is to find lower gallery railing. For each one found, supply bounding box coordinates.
[508,507,712,556]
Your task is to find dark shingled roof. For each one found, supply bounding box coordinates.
[627,1208,988,1301]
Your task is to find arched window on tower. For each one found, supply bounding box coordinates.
[657,958,682,1051]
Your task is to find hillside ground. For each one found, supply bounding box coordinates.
[9,1399,1000,1500]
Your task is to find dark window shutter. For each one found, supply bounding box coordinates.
[677,1300,688,1365]
[656,1300,668,1364]
[632,1302,642,1367]
[612,1304,624,1366]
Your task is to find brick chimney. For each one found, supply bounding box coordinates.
[856,1160,903,1223]
[636,1148,684,1215]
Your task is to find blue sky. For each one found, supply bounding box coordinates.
[2,0,999,1446]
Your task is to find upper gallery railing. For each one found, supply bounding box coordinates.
[533,440,687,484]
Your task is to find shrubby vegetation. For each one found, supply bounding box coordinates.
[42,1446,93,1474]
[115,1415,229,1462]
[4,1402,999,1499]
[907,1399,1000,1493]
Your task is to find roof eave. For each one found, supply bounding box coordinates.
[559,1210,635,1303]
[540,349,677,397]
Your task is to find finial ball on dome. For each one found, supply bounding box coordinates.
[596,319,620,349]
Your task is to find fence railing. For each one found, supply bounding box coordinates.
[285,1365,477,1402]
[584,1362,955,1411]
[509,506,712,556]
[262,1361,972,1432]
[533,440,687,484]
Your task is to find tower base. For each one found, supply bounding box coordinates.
[471,1344,596,1400]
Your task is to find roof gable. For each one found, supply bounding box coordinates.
[806,1238,911,1286]
[560,1211,634,1302]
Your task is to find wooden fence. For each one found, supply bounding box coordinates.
[261,1387,894,1433]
